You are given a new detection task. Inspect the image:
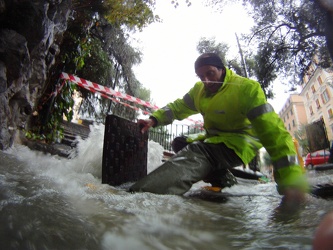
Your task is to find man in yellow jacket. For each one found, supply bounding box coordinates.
[130,53,308,200]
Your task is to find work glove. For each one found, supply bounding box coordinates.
[274,164,309,195]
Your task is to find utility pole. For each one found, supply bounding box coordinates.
[235,33,248,78]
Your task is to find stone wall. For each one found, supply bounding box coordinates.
[0,0,71,149]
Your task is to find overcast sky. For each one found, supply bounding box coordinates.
[131,1,291,120]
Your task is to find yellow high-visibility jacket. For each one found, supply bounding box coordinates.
[151,68,308,194]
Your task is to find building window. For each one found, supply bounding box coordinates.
[287,113,289,119]
[288,124,291,131]
[328,109,333,119]
[311,85,316,93]
[303,75,308,83]
[306,92,309,100]
[310,64,316,72]
[321,89,330,104]
[290,109,293,115]
[310,106,314,115]
[292,120,296,127]
[318,76,323,85]
[316,99,321,109]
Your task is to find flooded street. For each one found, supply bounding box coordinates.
[1,124,333,249]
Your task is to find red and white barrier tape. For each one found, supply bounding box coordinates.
[60,72,159,111]
[76,81,151,115]
[60,72,203,127]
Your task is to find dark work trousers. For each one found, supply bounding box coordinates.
[129,140,243,195]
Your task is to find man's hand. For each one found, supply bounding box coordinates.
[282,188,306,204]
[272,188,306,221]
[138,119,155,134]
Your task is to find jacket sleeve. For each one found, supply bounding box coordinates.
[244,81,308,194]
[150,85,200,126]
[249,106,308,194]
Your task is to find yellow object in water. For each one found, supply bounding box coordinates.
[86,183,97,190]
[293,138,305,170]
[202,186,222,192]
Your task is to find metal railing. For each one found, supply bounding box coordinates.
[149,123,260,171]
[148,123,203,151]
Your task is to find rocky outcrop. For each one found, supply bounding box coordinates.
[0,0,71,149]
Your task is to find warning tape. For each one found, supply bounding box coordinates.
[60,72,159,111]
[76,80,151,115]
[60,72,203,127]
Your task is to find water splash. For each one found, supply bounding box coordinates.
[1,123,329,249]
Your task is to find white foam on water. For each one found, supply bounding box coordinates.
[7,122,283,213]
[6,123,166,198]
[3,123,326,249]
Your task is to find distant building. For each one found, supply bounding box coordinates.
[278,62,333,145]
[300,64,333,142]
[279,94,308,138]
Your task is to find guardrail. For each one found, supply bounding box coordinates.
[148,123,203,151]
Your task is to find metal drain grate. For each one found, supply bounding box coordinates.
[102,115,148,186]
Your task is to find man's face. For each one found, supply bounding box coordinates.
[196,65,223,93]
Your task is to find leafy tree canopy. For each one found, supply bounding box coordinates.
[73,0,160,31]
[197,38,229,65]
[103,0,160,31]
[62,0,158,116]
[203,0,332,89]
[34,0,158,141]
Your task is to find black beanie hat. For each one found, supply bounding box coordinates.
[194,53,225,71]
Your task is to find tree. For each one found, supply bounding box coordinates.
[103,0,160,31]
[171,0,192,8]
[34,0,157,141]
[197,38,229,64]
[294,123,310,155]
[204,0,333,90]
[317,0,333,60]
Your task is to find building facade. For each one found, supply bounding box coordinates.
[300,65,333,142]
[279,94,308,138]
[279,64,333,150]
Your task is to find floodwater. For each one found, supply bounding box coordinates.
[1,123,333,250]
